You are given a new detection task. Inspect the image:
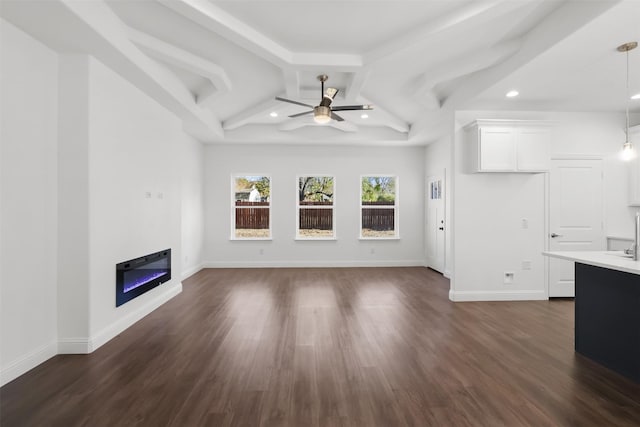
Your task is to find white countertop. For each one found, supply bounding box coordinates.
[543,251,640,276]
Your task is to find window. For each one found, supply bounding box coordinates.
[360,175,398,239]
[232,175,271,239]
[297,176,335,239]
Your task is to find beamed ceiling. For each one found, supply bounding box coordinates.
[1,0,639,145]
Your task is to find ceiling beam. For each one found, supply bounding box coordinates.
[282,68,300,99]
[159,0,361,70]
[362,0,524,64]
[126,25,232,107]
[222,96,282,131]
[344,70,370,103]
[408,0,623,143]
[414,38,522,108]
[224,125,408,145]
[278,117,359,133]
[358,96,409,133]
[55,0,224,142]
[158,0,292,67]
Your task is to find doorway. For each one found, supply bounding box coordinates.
[548,158,604,297]
[427,174,445,273]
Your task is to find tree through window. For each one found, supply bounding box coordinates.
[232,175,271,239]
[360,176,398,239]
[297,176,335,239]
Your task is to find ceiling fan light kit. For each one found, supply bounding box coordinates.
[275,74,373,124]
[314,106,332,124]
[618,41,637,161]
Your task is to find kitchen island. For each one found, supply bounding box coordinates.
[543,251,640,383]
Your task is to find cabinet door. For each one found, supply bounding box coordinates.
[479,127,516,171]
[516,128,550,171]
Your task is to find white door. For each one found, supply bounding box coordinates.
[427,175,445,273]
[549,158,604,297]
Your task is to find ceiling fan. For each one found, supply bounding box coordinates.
[275,74,373,124]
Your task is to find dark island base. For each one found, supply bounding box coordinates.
[575,263,640,383]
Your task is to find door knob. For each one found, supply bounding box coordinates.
[550,233,563,238]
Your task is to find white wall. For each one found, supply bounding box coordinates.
[204,144,426,267]
[424,131,453,277]
[1,19,59,385]
[57,55,91,352]
[1,22,202,382]
[86,57,185,347]
[181,137,205,279]
[451,110,637,301]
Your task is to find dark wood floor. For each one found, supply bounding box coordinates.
[2,267,640,426]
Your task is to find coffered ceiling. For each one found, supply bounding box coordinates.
[2,0,638,145]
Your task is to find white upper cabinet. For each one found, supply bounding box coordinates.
[465,120,552,173]
[629,125,640,206]
[478,127,516,171]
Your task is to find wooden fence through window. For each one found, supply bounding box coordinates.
[362,201,395,230]
[235,201,394,231]
[235,201,269,229]
[299,201,333,230]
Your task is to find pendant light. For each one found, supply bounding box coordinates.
[618,41,637,161]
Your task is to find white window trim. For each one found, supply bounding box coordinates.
[295,175,336,240]
[359,175,399,240]
[230,173,272,241]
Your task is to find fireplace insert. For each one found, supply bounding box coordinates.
[116,249,171,307]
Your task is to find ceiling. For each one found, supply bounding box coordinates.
[2,0,639,145]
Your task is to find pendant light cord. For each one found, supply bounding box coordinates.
[626,47,630,144]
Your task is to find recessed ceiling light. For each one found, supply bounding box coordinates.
[269,112,278,117]
[506,90,519,98]
[361,113,369,119]
[632,93,640,100]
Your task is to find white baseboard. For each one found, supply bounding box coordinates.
[2,282,183,385]
[58,338,92,354]
[90,281,182,352]
[181,263,204,280]
[449,289,547,302]
[0,341,58,387]
[443,270,451,279]
[202,259,426,268]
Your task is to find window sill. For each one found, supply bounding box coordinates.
[229,237,273,241]
[295,237,337,241]
[358,237,400,241]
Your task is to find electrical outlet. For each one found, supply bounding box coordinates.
[522,260,532,270]
[259,248,264,255]
[370,248,375,254]
[504,271,515,284]
[521,218,529,229]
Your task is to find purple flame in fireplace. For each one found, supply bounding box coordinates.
[116,249,171,307]
[122,258,169,293]
[123,258,168,292]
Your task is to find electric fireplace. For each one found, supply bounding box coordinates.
[116,249,171,307]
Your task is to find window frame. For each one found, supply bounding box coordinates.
[295,175,336,240]
[230,173,272,241]
[359,175,399,240]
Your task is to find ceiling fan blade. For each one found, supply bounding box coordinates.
[330,112,345,122]
[275,96,314,109]
[289,110,314,118]
[330,104,373,112]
